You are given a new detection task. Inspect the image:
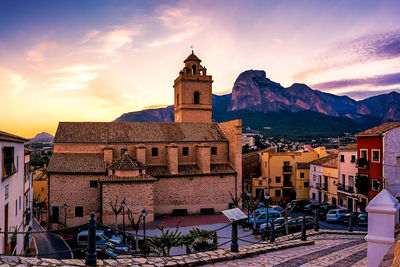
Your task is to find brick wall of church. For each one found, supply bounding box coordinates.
[101,182,155,225]
[153,174,237,214]
[48,173,102,227]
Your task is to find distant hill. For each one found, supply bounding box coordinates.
[30,132,54,142]
[114,70,400,137]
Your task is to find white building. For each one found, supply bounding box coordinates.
[309,162,323,203]
[337,144,358,212]
[382,125,400,194]
[0,130,32,254]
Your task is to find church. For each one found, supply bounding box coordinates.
[47,51,242,227]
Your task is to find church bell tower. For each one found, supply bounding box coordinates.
[174,51,213,123]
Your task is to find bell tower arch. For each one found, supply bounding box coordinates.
[174,51,213,123]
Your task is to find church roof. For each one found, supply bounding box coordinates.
[47,153,106,173]
[184,51,201,63]
[108,152,145,170]
[100,174,157,183]
[54,122,227,143]
[146,163,236,177]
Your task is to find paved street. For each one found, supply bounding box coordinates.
[32,219,72,259]
[204,233,367,267]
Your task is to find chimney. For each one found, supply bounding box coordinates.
[136,144,146,164]
[166,143,178,175]
[197,143,210,173]
[103,146,113,164]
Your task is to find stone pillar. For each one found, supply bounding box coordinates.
[197,143,210,173]
[136,144,146,164]
[166,143,178,175]
[103,147,113,164]
[365,189,400,267]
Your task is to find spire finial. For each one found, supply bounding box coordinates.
[190,45,194,53]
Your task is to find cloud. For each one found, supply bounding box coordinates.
[312,72,400,90]
[0,67,27,95]
[293,29,400,81]
[46,64,107,91]
[26,42,58,62]
[342,89,400,100]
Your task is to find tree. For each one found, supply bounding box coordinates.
[108,197,125,230]
[127,209,143,252]
[242,192,261,229]
[282,202,297,235]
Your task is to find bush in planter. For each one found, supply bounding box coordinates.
[184,228,218,254]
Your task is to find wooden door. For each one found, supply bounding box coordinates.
[4,203,8,253]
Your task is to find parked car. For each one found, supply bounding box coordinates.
[249,210,282,227]
[326,209,348,222]
[357,213,368,227]
[270,205,284,214]
[259,217,289,231]
[77,229,122,247]
[272,216,315,236]
[318,204,338,220]
[339,212,359,225]
[303,204,321,215]
[290,200,310,212]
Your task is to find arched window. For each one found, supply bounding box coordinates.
[192,64,197,75]
[194,91,200,104]
[176,93,179,105]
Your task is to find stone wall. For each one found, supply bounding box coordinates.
[48,173,102,227]
[101,181,155,224]
[154,175,236,214]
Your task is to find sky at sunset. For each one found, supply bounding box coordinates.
[1,0,400,137]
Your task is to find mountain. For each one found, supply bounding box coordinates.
[31,132,54,142]
[114,70,400,137]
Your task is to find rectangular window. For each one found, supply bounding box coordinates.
[152,148,158,157]
[360,149,368,160]
[351,155,356,163]
[275,190,281,197]
[90,180,98,188]
[2,147,16,178]
[371,178,381,191]
[372,150,380,163]
[275,176,281,183]
[312,193,316,200]
[300,172,305,178]
[211,147,217,155]
[313,175,316,181]
[15,199,18,215]
[340,155,345,162]
[19,196,21,210]
[75,206,84,217]
[304,182,309,188]
[182,147,189,156]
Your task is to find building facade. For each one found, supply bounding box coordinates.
[337,144,358,211]
[0,131,32,254]
[47,52,242,228]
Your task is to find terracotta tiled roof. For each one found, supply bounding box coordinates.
[338,143,357,151]
[146,163,236,177]
[309,154,337,167]
[296,162,310,169]
[47,153,106,173]
[100,174,157,183]
[355,122,400,137]
[0,130,28,143]
[184,51,201,63]
[54,122,227,143]
[108,153,145,171]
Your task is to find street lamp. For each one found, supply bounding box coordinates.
[264,190,270,229]
[63,203,67,238]
[247,192,251,226]
[121,200,126,244]
[141,209,148,241]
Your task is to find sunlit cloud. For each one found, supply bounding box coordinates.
[0,67,28,95]
[26,42,58,62]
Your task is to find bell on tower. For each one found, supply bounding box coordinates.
[173,51,213,123]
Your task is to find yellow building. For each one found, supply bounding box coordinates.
[33,167,48,207]
[255,147,327,202]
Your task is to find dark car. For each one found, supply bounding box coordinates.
[303,204,321,215]
[339,212,359,225]
[357,213,368,227]
[318,204,338,220]
[290,200,310,212]
[270,216,315,237]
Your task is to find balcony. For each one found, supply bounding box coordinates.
[282,166,293,173]
[283,181,293,187]
[337,183,354,193]
[316,182,328,191]
[356,158,369,170]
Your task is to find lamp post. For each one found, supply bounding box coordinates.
[247,192,251,226]
[141,209,147,241]
[63,203,67,238]
[121,200,126,244]
[264,190,270,228]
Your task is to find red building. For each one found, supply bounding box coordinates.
[355,122,400,201]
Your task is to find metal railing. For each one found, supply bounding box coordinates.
[283,166,293,173]
[337,183,354,193]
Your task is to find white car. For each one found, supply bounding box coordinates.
[326,209,347,222]
[77,229,122,247]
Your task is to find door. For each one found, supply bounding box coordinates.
[318,191,322,203]
[348,198,354,212]
[4,204,8,253]
[52,206,59,223]
[332,197,337,205]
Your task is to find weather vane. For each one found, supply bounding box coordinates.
[190,45,194,53]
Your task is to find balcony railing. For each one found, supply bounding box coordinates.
[356,158,369,170]
[283,181,293,187]
[316,183,328,191]
[337,183,354,193]
[282,166,293,173]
